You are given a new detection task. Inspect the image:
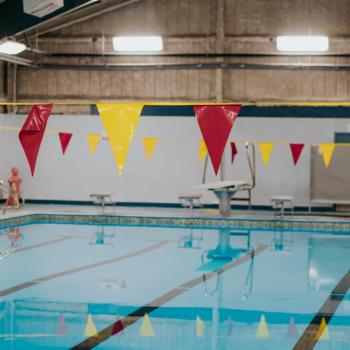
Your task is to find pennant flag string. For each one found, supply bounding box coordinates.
[230,142,238,164]
[0,124,349,148]
[258,142,274,166]
[194,104,241,175]
[19,104,53,176]
[86,134,101,155]
[142,137,159,160]
[59,132,73,155]
[199,139,208,161]
[290,143,305,166]
[319,144,336,168]
[97,103,144,175]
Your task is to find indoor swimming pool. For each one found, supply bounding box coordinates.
[0,221,349,350]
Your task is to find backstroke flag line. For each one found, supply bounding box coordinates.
[289,143,305,166]
[193,105,241,175]
[97,103,144,175]
[231,142,238,164]
[19,104,53,176]
[86,134,101,155]
[258,142,274,166]
[199,139,208,161]
[142,137,158,160]
[319,144,335,168]
[58,132,73,155]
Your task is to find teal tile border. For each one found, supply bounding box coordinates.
[0,213,349,233]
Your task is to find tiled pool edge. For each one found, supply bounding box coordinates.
[0,213,349,232]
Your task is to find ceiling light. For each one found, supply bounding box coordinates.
[0,39,26,55]
[113,36,163,52]
[276,36,329,52]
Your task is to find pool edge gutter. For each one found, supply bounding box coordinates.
[0,213,349,232]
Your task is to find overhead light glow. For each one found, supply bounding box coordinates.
[113,36,163,52]
[0,40,26,55]
[276,36,329,52]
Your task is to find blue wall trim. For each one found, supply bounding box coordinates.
[90,105,350,118]
[23,199,335,213]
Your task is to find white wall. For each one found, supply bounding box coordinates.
[0,113,348,206]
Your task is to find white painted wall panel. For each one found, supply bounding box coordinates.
[0,113,348,206]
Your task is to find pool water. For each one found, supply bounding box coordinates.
[0,223,349,349]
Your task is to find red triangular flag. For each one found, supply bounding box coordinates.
[193,105,241,175]
[19,104,53,176]
[56,315,68,335]
[289,143,305,166]
[230,142,238,164]
[111,318,125,336]
[59,132,73,154]
[287,317,299,338]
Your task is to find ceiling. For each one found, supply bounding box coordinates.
[0,0,96,38]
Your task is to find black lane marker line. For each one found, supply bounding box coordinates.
[0,241,168,298]
[293,269,350,350]
[15,236,73,253]
[71,244,268,350]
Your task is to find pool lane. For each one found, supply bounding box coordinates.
[70,244,268,349]
[2,224,349,350]
[293,269,350,350]
[0,240,168,298]
[15,236,73,253]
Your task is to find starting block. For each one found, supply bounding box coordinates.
[271,196,294,217]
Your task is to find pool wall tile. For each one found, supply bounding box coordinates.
[0,213,349,233]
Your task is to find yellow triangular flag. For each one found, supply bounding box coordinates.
[255,315,270,338]
[315,317,330,340]
[140,313,154,336]
[199,139,208,161]
[97,103,144,175]
[319,144,335,168]
[86,134,101,155]
[196,315,205,337]
[142,137,159,160]
[84,314,97,337]
[258,143,274,166]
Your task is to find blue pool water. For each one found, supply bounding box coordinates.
[0,223,349,349]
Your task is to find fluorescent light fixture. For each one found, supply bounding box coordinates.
[0,39,26,55]
[113,36,163,52]
[276,36,329,52]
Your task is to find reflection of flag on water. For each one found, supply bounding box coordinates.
[196,315,205,336]
[227,316,234,336]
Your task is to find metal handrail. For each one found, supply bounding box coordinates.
[201,142,256,187]
[201,250,220,295]
[244,142,256,189]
